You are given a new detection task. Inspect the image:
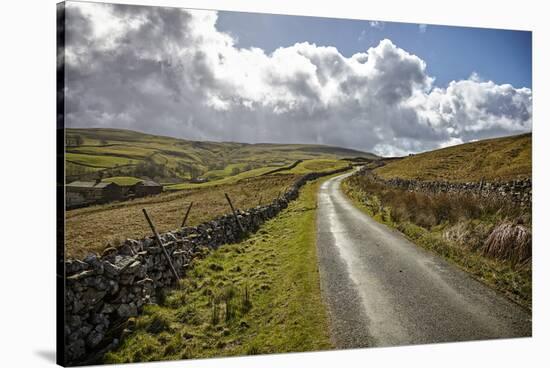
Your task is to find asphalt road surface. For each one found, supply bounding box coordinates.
[316,172,531,348]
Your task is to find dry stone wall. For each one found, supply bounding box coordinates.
[357,167,531,206]
[63,167,350,364]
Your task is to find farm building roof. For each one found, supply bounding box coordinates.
[67,181,119,189]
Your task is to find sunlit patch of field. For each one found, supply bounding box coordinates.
[165,166,282,191]
[66,152,139,168]
[283,158,350,175]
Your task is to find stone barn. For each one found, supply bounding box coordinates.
[134,179,163,197]
[66,180,122,208]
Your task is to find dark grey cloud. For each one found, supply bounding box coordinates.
[64,2,532,155]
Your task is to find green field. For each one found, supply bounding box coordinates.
[164,158,350,191]
[375,133,531,182]
[66,153,138,168]
[66,128,375,184]
[165,166,283,191]
[202,163,250,180]
[283,158,350,175]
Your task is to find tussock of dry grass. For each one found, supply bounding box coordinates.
[481,223,531,266]
[65,174,297,259]
[443,221,493,251]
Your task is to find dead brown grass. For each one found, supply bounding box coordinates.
[344,174,531,266]
[481,222,532,266]
[348,175,524,228]
[443,221,493,251]
[65,174,298,259]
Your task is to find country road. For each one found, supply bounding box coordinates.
[316,172,531,348]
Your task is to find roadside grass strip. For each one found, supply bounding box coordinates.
[105,179,332,363]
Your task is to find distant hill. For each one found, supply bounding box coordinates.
[375,133,531,182]
[65,128,376,182]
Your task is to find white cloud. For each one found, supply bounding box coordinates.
[369,21,385,30]
[64,3,532,156]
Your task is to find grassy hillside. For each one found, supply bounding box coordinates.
[165,158,352,190]
[375,133,531,182]
[165,166,284,191]
[66,128,375,184]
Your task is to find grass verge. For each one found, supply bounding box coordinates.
[104,178,333,363]
[341,175,531,309]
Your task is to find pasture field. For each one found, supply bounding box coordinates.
[65,174,298,259]
[283,158,350,175]
[68,145,154,160]
[66,153,138,168]
[164,166,282,191]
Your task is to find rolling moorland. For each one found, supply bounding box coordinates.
[65,128,376,185]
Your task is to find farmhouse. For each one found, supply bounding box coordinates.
[134,179,163,197]
[66,180,122,208]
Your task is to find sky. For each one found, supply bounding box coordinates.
[217,12,532,89]
[63,1,532,156]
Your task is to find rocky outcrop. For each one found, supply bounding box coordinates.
[357,167,531,206]
[63,167,350,364]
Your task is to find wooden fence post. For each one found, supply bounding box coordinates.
[181,201,193,228]
[224,193,245,234]
[142,208,180,281]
